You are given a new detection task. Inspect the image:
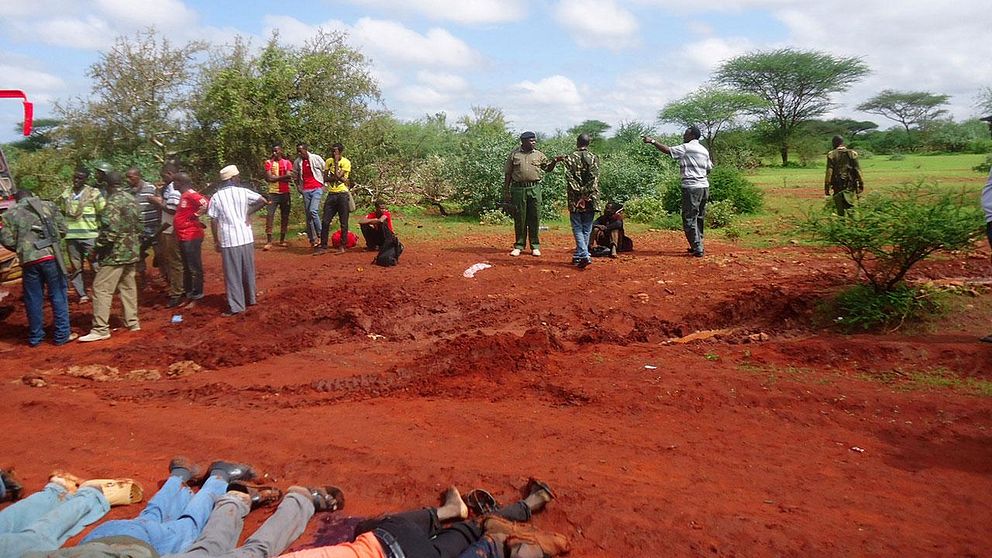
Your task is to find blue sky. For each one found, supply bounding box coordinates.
[1,0,990,142]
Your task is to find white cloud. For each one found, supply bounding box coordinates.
[94,0,197,27]
[513,75,582,106]
[416,71,469,93]
[351,18,482,68]
[347,0,527,24]
[553,0,639,50]
[0,64,65,93]
[29,16,116,50]
[394,85,451,106]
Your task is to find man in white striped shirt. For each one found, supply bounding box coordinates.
[208,165,266,316]
[644,126,713,257]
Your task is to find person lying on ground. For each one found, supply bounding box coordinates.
[591,202,632,258]
[1,471,142,557]
[26,458,256,558]
[357,201,394,252]
[164,485,344,558]
[280,479,559,558]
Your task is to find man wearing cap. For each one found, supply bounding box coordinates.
[59,167,105,303]
[644,126,713,257]
[208,165,267,316]
[824,135,864,216]
[503,131,556,257]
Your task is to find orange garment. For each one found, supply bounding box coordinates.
[281,532,386,558]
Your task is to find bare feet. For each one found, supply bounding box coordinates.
[437,486,468,521]
[49,470,82,493]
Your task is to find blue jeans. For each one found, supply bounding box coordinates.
[301,189,324,245]
[83,476,227,555]
[22,259,71,346]
[569,211,595,261]
[681,187,709,254]
[0,483,109,556]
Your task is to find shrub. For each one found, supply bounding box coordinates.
[479,208,512,226]
[651,212,683,231]
[829,283,944,332]
[801,180,984,294]
[973,155,992,174]
[661,166,764,215]
[888,152,906,161]
[623,196,667,223]
[705,199,737,228]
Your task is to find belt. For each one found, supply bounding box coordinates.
[374,528,406,558]
[511,181,539,187]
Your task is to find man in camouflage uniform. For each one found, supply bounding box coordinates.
[79,172,142,342]
[557,133,599,268]
[503,131,557,257]
[825,135,864,216]
[0,189,74,346]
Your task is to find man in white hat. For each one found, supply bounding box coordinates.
[208,165,266,316]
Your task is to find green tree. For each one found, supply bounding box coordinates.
[8,119,63,152]
[57,28,207,163]
[975,87,992,115]
[658,87,764,162]
[566,119,610,143]
[856,90,950,133]
[715,48,869,165]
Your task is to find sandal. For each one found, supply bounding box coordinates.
[80,478,144,506]
[465,488,500,515]
[304,485,345,512]
[229,482,282,509]
[526,478,556,501]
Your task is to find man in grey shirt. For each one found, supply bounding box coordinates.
[644,126,713,257]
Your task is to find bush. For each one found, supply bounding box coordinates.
[651,212,683,231]
[801,181,984,294]
[829,283,944,332]
[973,155,992,174]
[661,166,764,215]
[888,152,906,161]
[705,199,737,228]
[479,208,512,226]
[623,196,667,223]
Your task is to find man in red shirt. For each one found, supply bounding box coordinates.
[293,143,326,251]
[357,200,394,251]
[173,172,209,304]
[263,144,293,250]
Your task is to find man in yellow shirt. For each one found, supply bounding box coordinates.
[316,143,352,255]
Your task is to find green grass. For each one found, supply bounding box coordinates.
[861,367,992,397]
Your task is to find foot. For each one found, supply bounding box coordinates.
[437,486,468,521]
[577,258,591,269]
[465,488,500,516]
[289,485,345,512]
[278,241,288,247]
[981,334,992,343]
[263,243,272,251]
[686,247,695,253]
[79,295,90,304]
[692,251,704,258]
[169,457,202,483]
[128,324,141,332]
[229,482,282,509]
[365,245,379,252]
[206,461,256,483]
[313,247,327,256]
[55,332,79,346]
[509,248,522,257]
[610,244,618,258]
[335,246,346,254]
[0,469,23,501]
[167,297,183,308]
[220,311,240,317]
[49,470,82,493]
[524,478,555,512]
[531,248,541,257]
[78,331,110,343]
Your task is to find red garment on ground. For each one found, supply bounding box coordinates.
[332,230,359,248]
[175,190,209,241]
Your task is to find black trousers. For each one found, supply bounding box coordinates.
[179,237,204,299]
[356,501,531,558]
[320,192,350,248]
[361,223,386,249]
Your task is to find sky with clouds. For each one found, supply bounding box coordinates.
[1,0,990,142]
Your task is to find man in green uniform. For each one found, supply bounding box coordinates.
[79,172,142,342]
[59,167,105,303]
[824,135,864,216]
[0,189,75,346]
[503,131,557,256]
[556,133,599,268]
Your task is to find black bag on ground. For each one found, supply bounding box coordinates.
[373,227,403,267]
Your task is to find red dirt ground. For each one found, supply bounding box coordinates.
[1,227,991,557]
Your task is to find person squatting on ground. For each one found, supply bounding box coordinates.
[26,460,256,558]
[156,163,187,307]
[209,165,266,317]
[357,201,394,251]
[294,143,326,251]
[59,167,105,304]
[0,471,143,557]
[316,143,353,256]
[127,167,163,289]
[0,189,74,346]
[556,133,600,269]
[78,171,142,343]
[164,485,343,558]
[591,202,632,258]
[174,172,210,305]
[643,127,713,257]
[263,144,294,250]
[504,132,556,257]
[824,135,865,216]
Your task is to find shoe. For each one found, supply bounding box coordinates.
[206,461,256,483]
[55,332,79,346]
[981,334,992,343]
[78,332,111,342]
[577,258,591,269]
[169,456,203,482]
[79,479,144,506]
[79,295,90,304]
[293,485,345,512]
[531,248,541,257]
[263,243,272,251]
[167,297,183,308]
[220,311,240,317]
[465,488,500,516]
[692,251,704,258]
[278,241,289,247]
[230,482,282,509]
[0,469,23,502]
[509,248,522,257]
[526,478,557,501]
[128,324,141,332]
[313,247,327,256]
[365,245,379,252]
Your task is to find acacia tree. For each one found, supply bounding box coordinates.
[856,90,950,133]
[715,49,869,165]
[658,87,764,163]
[567,119,611,142]
[57,28,207,163]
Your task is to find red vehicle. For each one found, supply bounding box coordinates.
[0,89,34,283]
